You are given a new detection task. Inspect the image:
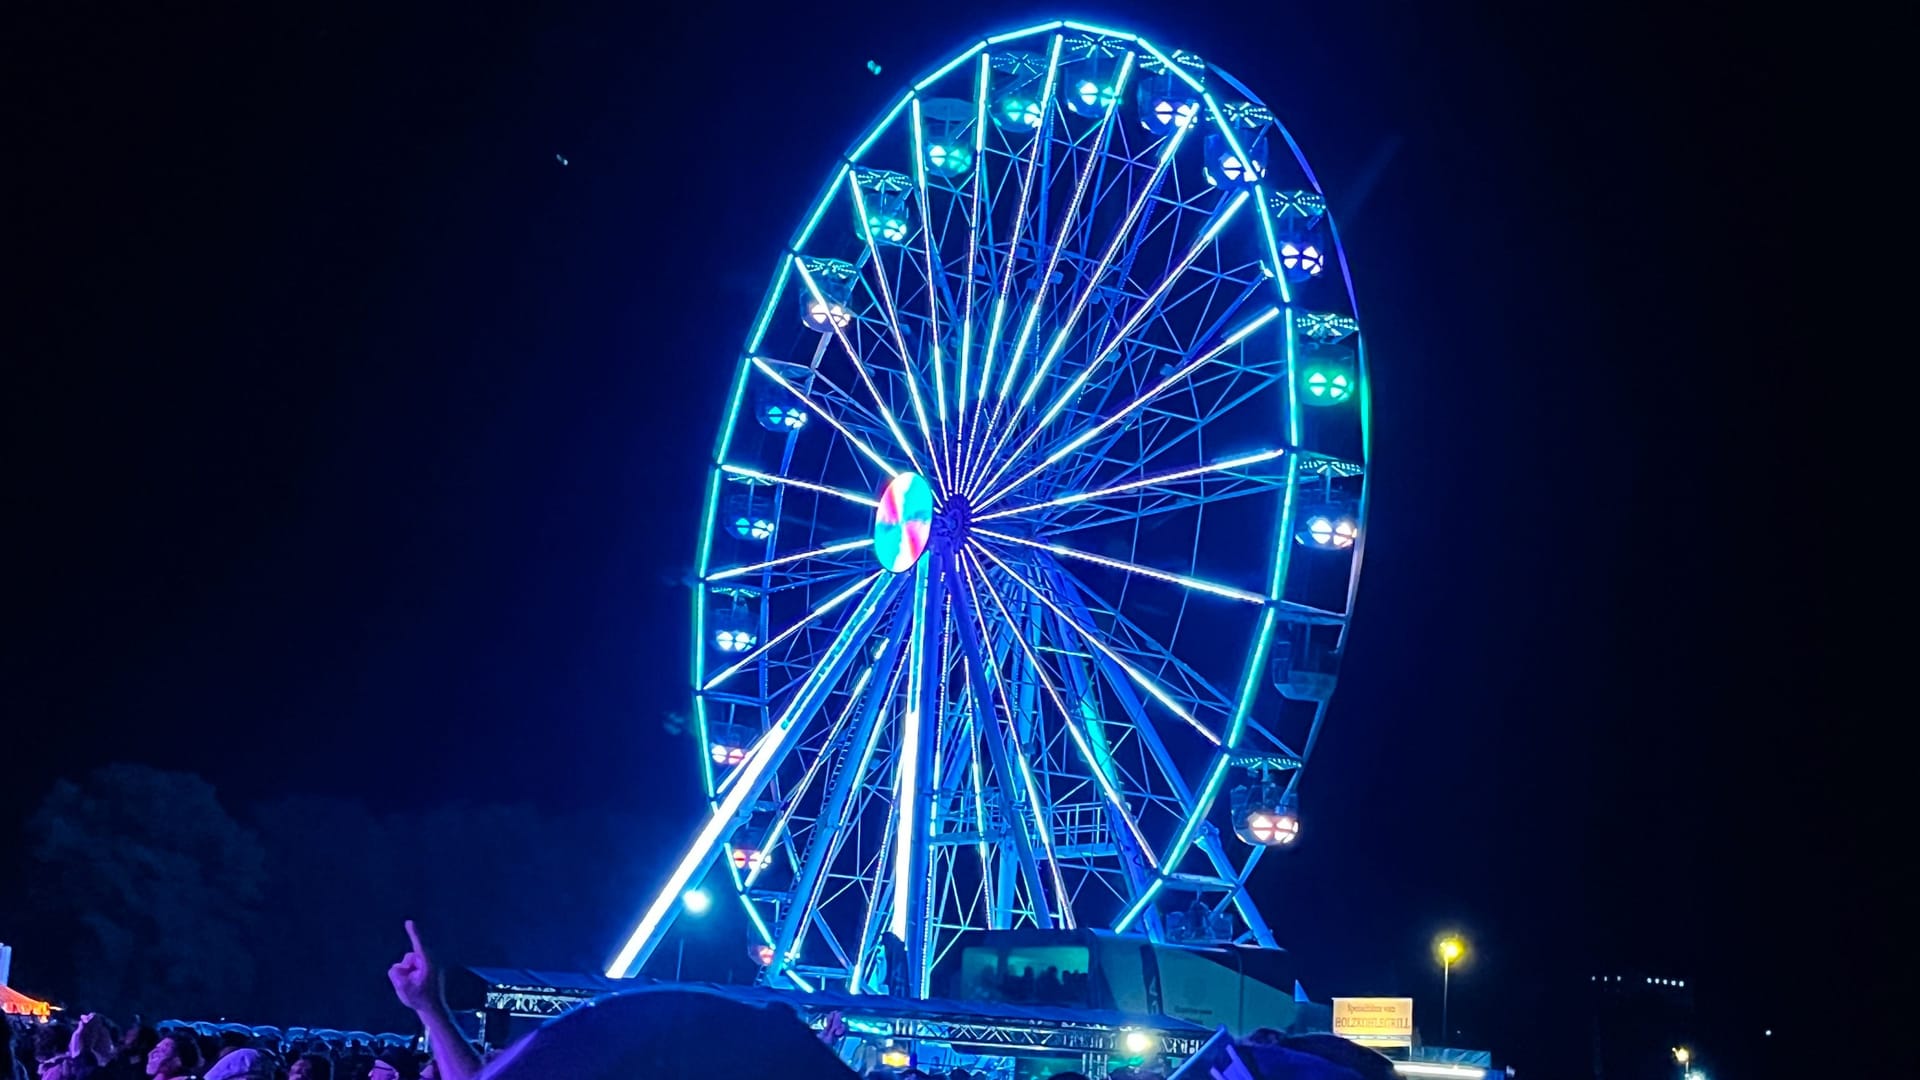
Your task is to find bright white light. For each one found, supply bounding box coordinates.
[733,515,775,541]
[1301,515,1358,549]
[1077,80,1116,108]
[1151,99,1198,128]
[1306,371,1352,400]
[1281,241,1325,276]
[1123,1030,1155,1055]
[682,889,712,915]
[891,563,933,943]
[762,403,809,430]
[805,299,852,331]
[1393,1064,1486,1079]
[1221,154,1263,182]
[1245,811,1300,846]
[729,847,772,871]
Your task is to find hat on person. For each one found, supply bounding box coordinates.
[205,1050,277,1080]
[374,1052,421,1080]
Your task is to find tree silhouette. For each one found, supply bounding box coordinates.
[245,795,662,1029]
[247,795,401,1029]
[26,764,264,1017]
[19,767,679,1026]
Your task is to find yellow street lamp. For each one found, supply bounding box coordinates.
[1436,935,1467,1045]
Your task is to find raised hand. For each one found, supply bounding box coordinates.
[72,1013,115,1064]
[387,919,441,1013]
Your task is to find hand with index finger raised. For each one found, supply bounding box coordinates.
[388,919,441,1013]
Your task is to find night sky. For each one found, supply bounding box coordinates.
[8,2,1802,1075]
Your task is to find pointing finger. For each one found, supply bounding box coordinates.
[404,919,427,956]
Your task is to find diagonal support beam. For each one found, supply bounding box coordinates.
[1039,556,1276,948]
[893,553,948,997]
[764,598,916,987]
[948,559,1056,928]
[606,571,908,978]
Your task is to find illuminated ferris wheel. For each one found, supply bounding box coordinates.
[609,18,1371,997]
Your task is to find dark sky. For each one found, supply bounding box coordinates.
[8,1,1800,1074]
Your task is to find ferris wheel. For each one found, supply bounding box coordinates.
[608,19,1370,997]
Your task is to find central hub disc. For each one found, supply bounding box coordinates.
[872,472,934,573]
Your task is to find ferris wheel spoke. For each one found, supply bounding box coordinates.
[702,571,881,690]
[970,35,1064,469]
[1044,560,1237,719]
[746,359,902,481]
[848,802,900,991]
[974,304,1281,512]
[975,446,1286,527]
[973,189,1253,503]
[608,571,905,979]
[1031,599,1172,922]
[952,560,1069,927]
[765,601,914,986]
[1051,274,1279,493]
[997,55,1134,395]
[1040,563,1229,809]
[741,659,877,888]
[1043,472,1286,537]
[956,676,998,921]
[902,101,957,490]
[953,51,991,475]
[705,536,874,583]
[848,176,946,489]
[1079,369,1288,496]
[714,461,879,515]
[755,342,898,443]
[967,540,1219,745]
[969,106,1195,495]
[975,526,1263,605]
[1036,591,1259,922]
[966,53,1139,494]
[964,550,1164,872]
[889,557,944,980]
[794,258,928,479]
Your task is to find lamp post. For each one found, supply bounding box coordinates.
[1672,1046,1691,1080]
[1436,935,1466,1047]
[676,888,712,981]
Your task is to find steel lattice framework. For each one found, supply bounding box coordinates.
[480,982,1210,1058]
[609,19,1371,998]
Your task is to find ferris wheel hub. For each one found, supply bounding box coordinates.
[930,492,972,554]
